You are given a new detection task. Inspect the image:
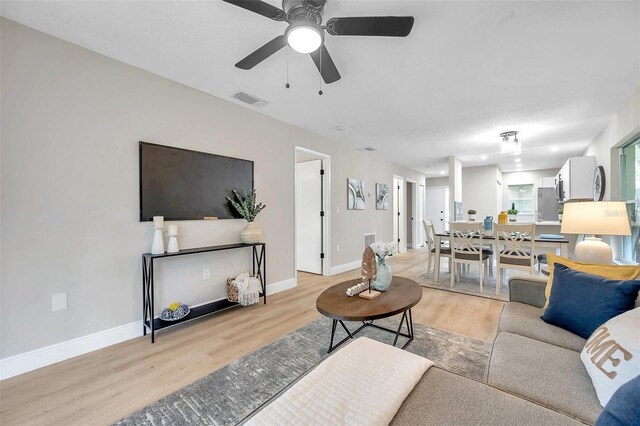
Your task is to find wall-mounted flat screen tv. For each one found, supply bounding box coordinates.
[139,142,254,221]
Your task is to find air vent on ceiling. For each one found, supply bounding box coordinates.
[357,147,377,152]
[232,91,268,108]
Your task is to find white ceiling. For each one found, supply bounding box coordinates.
[3,0,639,176]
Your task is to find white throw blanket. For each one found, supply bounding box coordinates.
[234,273,260,306]
[247,337,434,426]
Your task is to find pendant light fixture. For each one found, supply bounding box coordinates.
[500,131,521,155]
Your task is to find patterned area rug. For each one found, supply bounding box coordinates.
[115,316,491,426]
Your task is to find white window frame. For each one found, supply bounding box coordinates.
[507,183,535,215]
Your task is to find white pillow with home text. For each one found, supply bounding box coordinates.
[580,307,640,406]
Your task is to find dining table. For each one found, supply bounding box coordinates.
[433,229,569,283]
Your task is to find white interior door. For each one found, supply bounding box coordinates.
[426,187,446,234]
[296,160,322,274]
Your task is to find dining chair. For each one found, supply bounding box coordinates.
[494,223,536,296]
[423,219,451,277]
[449,222,491,293]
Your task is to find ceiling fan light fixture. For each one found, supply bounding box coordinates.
[286,23,323,54]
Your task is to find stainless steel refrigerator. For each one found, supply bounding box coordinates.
[537,187,560,222]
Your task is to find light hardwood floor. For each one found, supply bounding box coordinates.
[0,248,504,425]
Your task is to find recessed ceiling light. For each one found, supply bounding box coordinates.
[481,155,487,160]
[440,170,445,175]
[515,158,521,163]
[335,125,345,131]
[551,146,559,152]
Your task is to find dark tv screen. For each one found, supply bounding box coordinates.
[139,142,254,221]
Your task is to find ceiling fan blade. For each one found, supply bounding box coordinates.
[310,45,341,84]
[235,35,288,70]
[326,16,414,37]
[222,0,286,21]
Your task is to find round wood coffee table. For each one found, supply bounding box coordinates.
[316,276,422,353]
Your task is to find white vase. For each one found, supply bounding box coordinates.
[508,214,517,222]
[167,235,179,253]
[468,214,476,222]
[240,221,261,244]
[151,228,165,254]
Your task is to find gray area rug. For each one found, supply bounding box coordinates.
[116,316,491,426]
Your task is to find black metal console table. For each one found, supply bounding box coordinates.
[142,242,266,343]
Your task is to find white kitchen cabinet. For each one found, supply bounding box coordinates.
[555,156,597,202]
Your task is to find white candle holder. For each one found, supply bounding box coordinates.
[151,227,165,254]
[167,233,179,253]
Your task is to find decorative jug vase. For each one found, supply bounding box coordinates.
[498,211,508,225]
[373,256,392,291]
[240,222,261,244]
[484,216,493,231]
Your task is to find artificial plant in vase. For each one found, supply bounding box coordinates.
[507,203,518,222]
[227,189,266,243]
[467,209,477,222]
[369,241,398,291]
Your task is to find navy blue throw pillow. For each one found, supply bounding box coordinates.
[595,375,640,426]
[541,264,640,339]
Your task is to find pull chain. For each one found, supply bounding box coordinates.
[285,50,290,89]
[318,48,323,95]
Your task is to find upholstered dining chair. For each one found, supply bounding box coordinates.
[494,223,536,296]
[423,219,451,277]
[449,222,491,293]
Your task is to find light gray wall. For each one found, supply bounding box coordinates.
[462,165,501,222]
[0,19,425,358]
[582,86,640,201]
[448,156,462,221]
[425,177,448,187]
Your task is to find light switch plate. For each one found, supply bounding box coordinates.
[52,293,68,312]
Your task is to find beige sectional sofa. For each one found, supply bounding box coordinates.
[392,275,601,425]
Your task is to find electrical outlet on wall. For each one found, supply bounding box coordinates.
[52,293,67,312]
[202,268,211,280]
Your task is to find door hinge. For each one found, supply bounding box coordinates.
[320,211,325,217]
[398,238,401,243]
[320,169,325,175]
[398,212,401,216]
[320,252,325,259]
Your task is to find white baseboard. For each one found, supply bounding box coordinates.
[0,278,296,381]
[329,260,360,276]
[0,320,141,381]
[267,277,296,295]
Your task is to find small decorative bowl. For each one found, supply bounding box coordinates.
[160,304,190,321]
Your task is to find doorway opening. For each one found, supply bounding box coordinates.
[295,147,331,276]
[393,176,407,253]
[406,180,420,249]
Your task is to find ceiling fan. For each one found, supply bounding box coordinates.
[222,0,415,84]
